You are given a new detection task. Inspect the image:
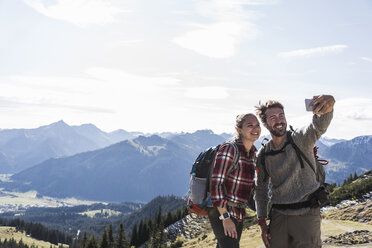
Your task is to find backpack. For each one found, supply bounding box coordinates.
[185,142,240,216]
[260,128,330,207]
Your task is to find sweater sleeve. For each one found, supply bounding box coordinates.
[296,111,334,148]
[254,148,270,218]
[210,143,236,208]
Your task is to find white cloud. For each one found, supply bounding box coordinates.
[24,0,130,27]
[360,57,372,63]
[0,69,188,131]
[172,0,261,58]
[184,87,230,99]
[225,0,279,5]
[278,45,348,59]
[336,98,372,121]
[173,22,256,58]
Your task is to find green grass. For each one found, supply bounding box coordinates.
[0,226,68,248]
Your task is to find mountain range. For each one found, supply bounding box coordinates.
[0,120,142,173]
[0,121,370,202]
[2,127,227,202]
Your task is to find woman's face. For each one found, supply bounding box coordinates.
[237,115,261,142]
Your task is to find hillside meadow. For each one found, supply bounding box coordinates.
[0,226,68,248]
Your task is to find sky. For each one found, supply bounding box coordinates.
[0,0,371,139]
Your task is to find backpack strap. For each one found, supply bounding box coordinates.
[259,144,269,183]
[286,130,316,174]
[226,142,240,176]
[207,141,240,197]
[260,138,291,182]
[259,129,317,181]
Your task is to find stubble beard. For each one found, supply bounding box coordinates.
[268,123,287,137]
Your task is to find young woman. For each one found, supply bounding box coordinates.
[208,113,261,248]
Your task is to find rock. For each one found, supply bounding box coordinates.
[164,214,211,242]
[323,230,371,245]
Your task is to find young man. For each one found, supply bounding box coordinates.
[254,95,335,248]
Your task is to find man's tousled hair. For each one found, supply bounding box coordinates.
[255,100,284,124]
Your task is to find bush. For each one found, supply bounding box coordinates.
[328,175,372,206]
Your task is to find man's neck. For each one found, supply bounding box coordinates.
[271,134,285,149]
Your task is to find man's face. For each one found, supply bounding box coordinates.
[264,107,287,137]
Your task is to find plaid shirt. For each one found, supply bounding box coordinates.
[210,139,256,221]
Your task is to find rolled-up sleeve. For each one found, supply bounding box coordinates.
[210,144,235,208]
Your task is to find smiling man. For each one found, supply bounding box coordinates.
[254,95,335,248]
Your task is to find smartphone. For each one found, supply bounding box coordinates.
[305,99,314,111]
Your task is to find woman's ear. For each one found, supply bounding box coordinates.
[235,127,241,137]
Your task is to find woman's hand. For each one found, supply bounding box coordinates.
[222,218,238,239]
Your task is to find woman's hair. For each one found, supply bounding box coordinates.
[235,113,256,139]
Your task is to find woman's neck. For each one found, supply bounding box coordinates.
[240,138,253,151]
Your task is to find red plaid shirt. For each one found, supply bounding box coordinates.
[210,140,256,221]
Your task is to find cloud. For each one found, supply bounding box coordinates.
[336,98,372,121]
[85,67,181,87]
[173,22,256,58]
[24,0,130,27]
[0,96,114,113]
[360,57,372,63]
[172,0,262,58]
[1,68,182,117]
[227,0,278,5]
[184,87,230,99]
[278,45,348,59]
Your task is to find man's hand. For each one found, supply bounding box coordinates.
[222,218,238,239]
[311,95,335,115]
[259,222,271,248]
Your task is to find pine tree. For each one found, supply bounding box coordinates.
[156,206,163,224]
[81,232,88,248]
[347,173,353,184]
[147,206,168,248]
[353,171,358,181]
[100,226,109,248]
[86,236,98,248]
[130,223,138,247]
[108,224,114,248]
[137,220,144,245]
[164,211,173,227]
[147,219,166,248]
[114,223,129,248]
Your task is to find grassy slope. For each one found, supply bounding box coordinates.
[0,226,68,248]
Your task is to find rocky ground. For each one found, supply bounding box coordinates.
[321,192,372,224]
[324,230,371,245]
[165,214,212,243]
[166,193,372,247]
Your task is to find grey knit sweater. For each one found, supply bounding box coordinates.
[255,111,333,217]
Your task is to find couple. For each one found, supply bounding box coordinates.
[208,95,335,248]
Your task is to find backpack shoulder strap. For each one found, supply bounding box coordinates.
[224,141,240,176]
[286,130,316,174]
[259,143,269,182]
